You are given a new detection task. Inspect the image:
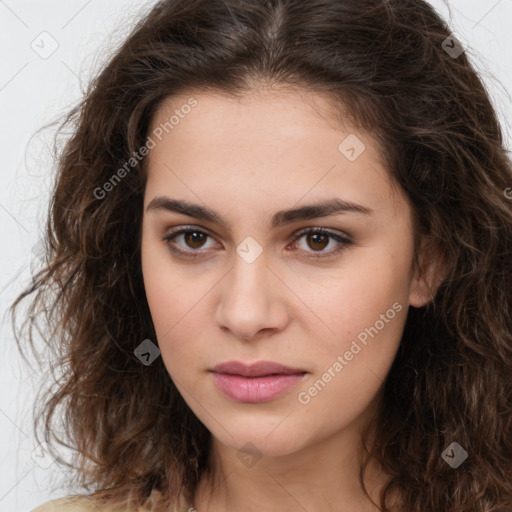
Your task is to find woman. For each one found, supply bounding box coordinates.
[11,0,512,511]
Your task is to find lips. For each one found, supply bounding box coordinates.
[211,360,307,403]
[211,360,306,377]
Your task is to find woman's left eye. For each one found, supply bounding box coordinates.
[290,228,353,258]
[162,226,352,259]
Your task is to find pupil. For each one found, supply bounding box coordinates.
[186,231,205,248]
[309,233,328,251]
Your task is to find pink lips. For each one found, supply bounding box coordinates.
[211,361,307,403]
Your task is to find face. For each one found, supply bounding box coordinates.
[140,87,432,458]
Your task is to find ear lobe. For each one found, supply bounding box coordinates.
[409,238,447,308]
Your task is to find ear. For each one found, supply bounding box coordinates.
[409,237,447,308]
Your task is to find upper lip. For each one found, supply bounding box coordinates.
[211,361,306,377]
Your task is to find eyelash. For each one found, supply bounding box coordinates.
[162,226,353,260]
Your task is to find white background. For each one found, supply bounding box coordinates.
[0,1,511,511]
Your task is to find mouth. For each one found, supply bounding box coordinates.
[210,360,308,403]
[211,360,306,377]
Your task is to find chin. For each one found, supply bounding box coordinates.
[209,420,309,458]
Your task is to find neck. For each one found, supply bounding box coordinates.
[192,398,395,512]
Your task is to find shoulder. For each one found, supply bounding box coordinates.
[30,493,190,512]
[30,495,101,512]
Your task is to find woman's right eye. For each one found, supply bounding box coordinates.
[163,227,217,258]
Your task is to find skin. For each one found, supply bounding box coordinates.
[140,86,444,512]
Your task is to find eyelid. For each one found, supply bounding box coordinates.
[292,226,352,243]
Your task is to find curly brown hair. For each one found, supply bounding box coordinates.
[10,0,512,511]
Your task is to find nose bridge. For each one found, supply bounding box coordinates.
[229,233,270,291]
[215,240,287,339]
[228,244,271,304]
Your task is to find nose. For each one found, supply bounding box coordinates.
[215,252,289,341]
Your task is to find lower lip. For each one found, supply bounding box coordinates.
[212,372,306,403]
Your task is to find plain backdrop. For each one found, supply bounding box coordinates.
[0,1,511,511]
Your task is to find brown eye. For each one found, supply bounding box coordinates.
[183,231,208,249]
[291,228,353,259]
[163,227,218,258]
[305,232,329,251]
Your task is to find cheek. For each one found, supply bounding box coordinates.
[296,294,406,432]
[141,232,185,360]
[141,238,213,380]
[317,256,410,341]
[304,250,410,390]
[141,235,171,330]
[141,225,192,330]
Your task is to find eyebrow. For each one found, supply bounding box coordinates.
[146,196,374,229]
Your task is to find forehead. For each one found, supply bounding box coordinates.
[149,86,358,147]
[145,88,407,223]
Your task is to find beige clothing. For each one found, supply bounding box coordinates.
[30,493,192,512]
